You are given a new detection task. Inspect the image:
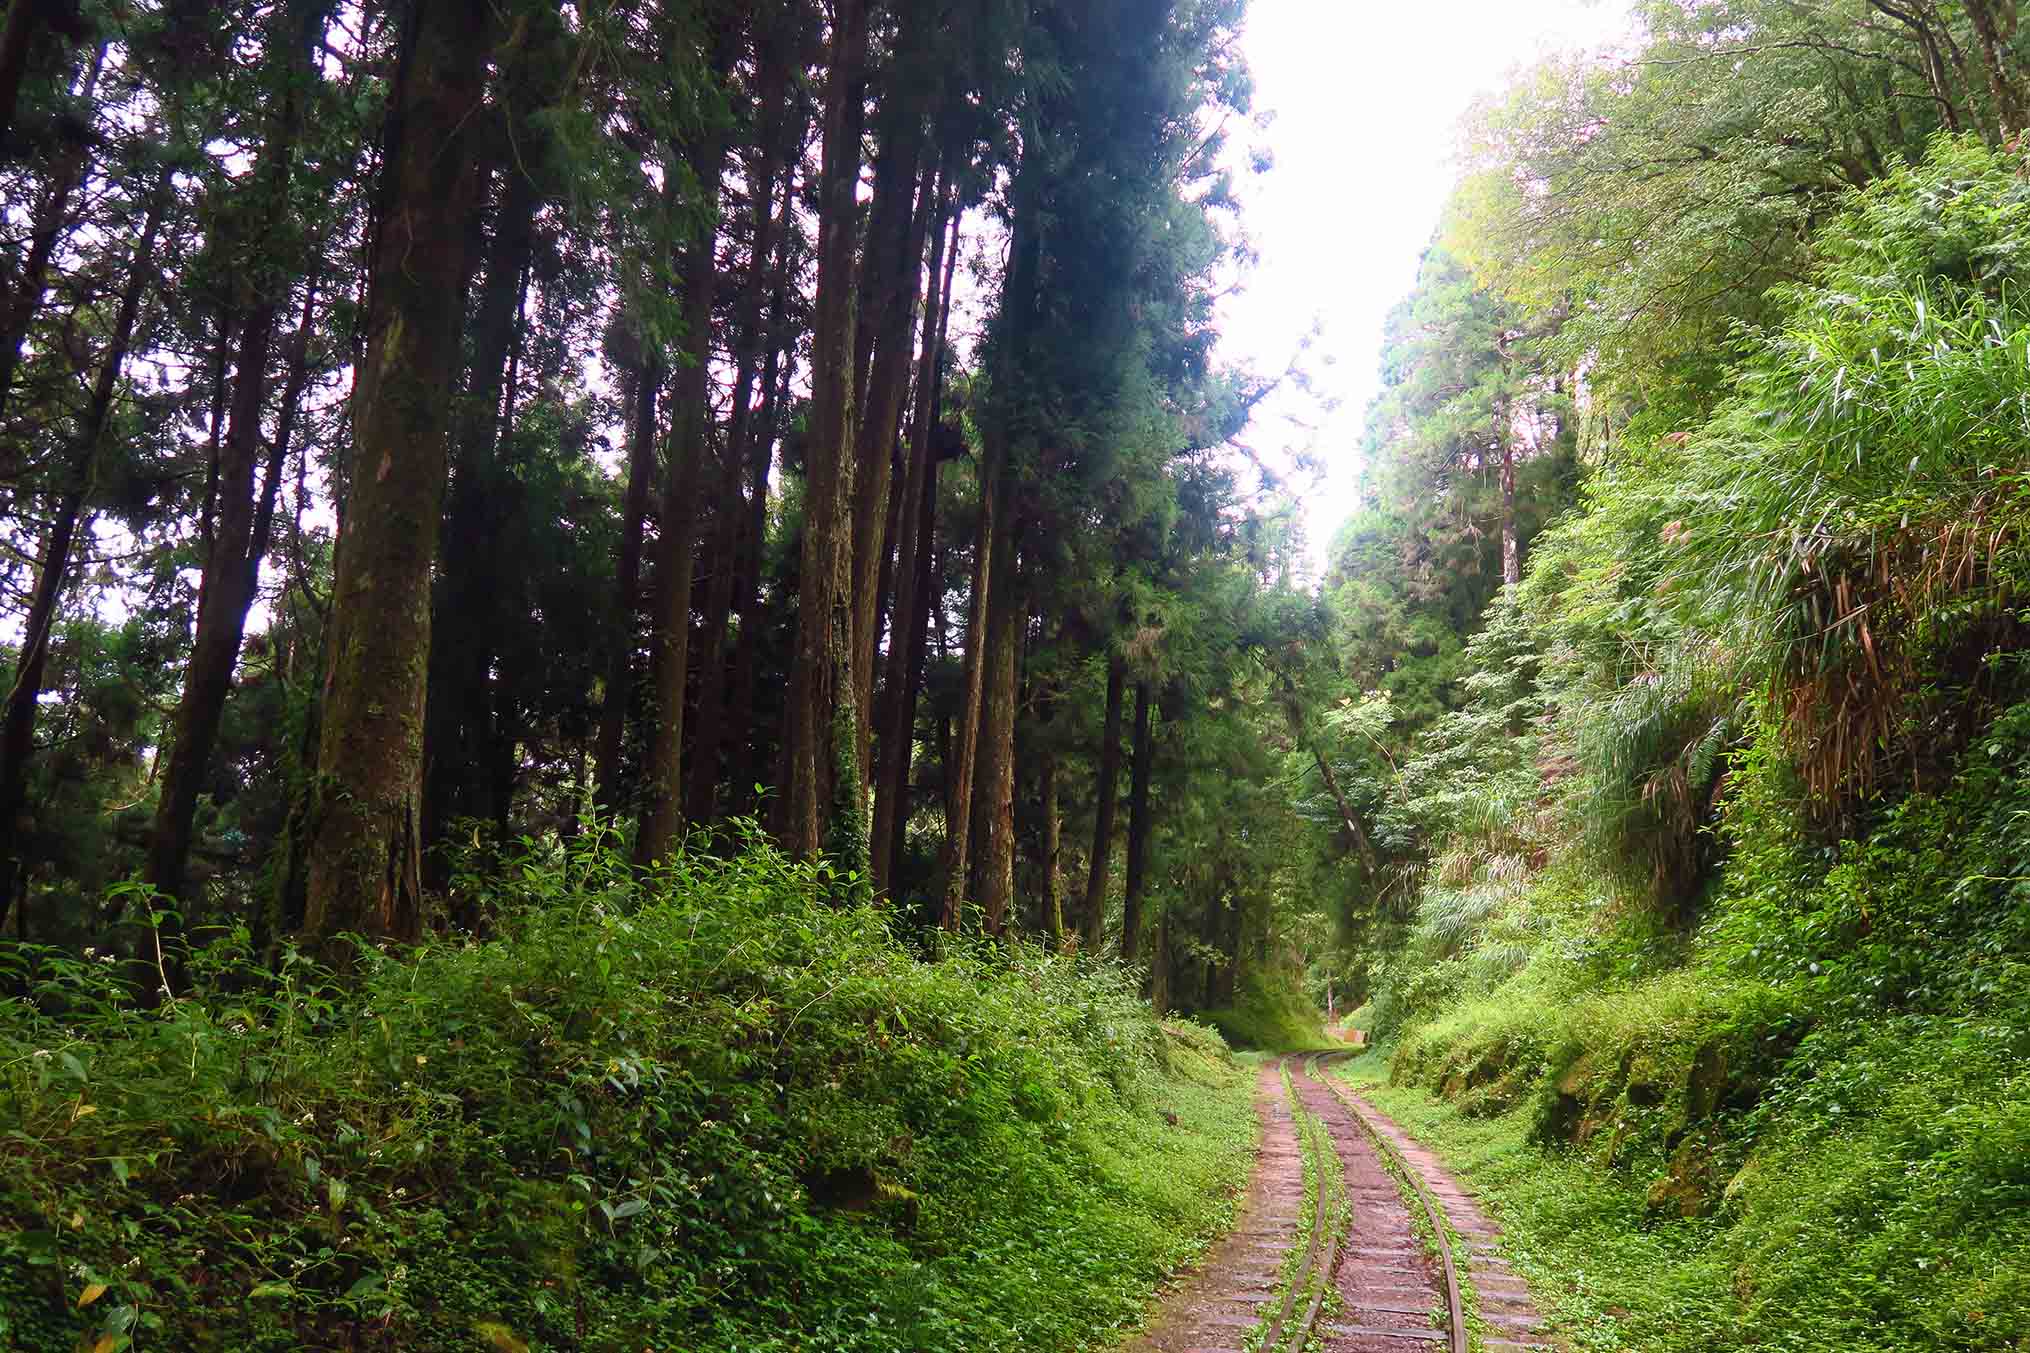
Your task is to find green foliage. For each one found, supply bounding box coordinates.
[1200,970,1331,1052]
[0,828,1254,1352]
[1330,109,2030,1353]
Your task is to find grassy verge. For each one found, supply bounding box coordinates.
[0,829,1258,1353]
[1337,1042,2030,1353]
[1201,975,1335,1053]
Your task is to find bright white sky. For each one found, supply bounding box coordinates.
[1221,0,1629,574]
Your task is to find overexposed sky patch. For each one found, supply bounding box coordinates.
[1221,0,1628,572]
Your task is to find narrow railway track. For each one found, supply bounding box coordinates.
[1125,1053,1551,1353]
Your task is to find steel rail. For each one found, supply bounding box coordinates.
[1315,1058,1469,1353]
[1257,1056,1332,1353]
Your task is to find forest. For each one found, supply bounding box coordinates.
[2,0,2029,1349]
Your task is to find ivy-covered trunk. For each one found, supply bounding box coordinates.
[299,0,492,957]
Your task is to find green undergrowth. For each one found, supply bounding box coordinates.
[0,825,1257,1352]
[1351,713,2030,1351]
[1201,974,1333,1052]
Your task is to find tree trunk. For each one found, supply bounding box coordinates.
[785,0,869,865]
[973,532,1020,934]
[424,152,543,870]
[635,142,730,867]
[0,176,167,938]
[1499,410,1518,587]
[848,130,937,768]
[872,185,957,894]
[1039,745,1062,946]
[1497,330,1519,587]
[1962,0,2025,134]
[1080,652,1125,951]
[300,0,492,958]
[148,1,321,913]
[938,489,993,928]
[1150,905,1170,1015]
[594,357,661,818]
[1121,679,1154,964]
[687,20,793,825]
[727,222,797,818]
[1310,743,1379,873]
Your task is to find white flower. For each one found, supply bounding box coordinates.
[394,1187,408,1198]
[83,947,96,958]
[31,1049,51,1062]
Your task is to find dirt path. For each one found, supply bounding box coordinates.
[1119,1056,1556,1353]
[1121,1062,1304,1352]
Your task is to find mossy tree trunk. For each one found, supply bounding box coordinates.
[300,0,493,958]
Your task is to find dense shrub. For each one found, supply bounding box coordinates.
[0,825,1253,1352]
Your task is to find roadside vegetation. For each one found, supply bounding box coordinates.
[0,828,1257,1352]
[1304,7,2030,1348]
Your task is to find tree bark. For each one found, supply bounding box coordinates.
[1149,904,1170,1014]
[1080,652,1125,950]
[300,0,493,958]
[148,0,322,913]
[938,488,993,928]
[973,533,1020,934]
[594,356,661,817]
[635,115,733,867]
[848,112,937,767]
[1497,329,1519,587]
[726,205,797,817]
[0,176,167,937]
[785,0,869,865]
[687,18,794,825]
[1120,679,1154,964]
[872,184,957,894]
[423,151,544,868]
[1039,743,1062,946]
